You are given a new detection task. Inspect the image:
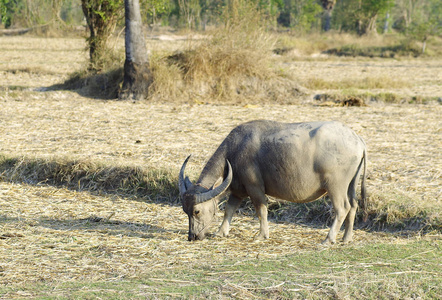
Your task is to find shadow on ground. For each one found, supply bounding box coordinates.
[0,154,437,235]
[0,154,178,204]
[48,67,124,100]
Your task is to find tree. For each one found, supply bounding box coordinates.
[278,0,321,31]
[119,0,151,100]
[256,0,282,28]
[0,0,11,28]
[406,0,442,53]
[332,0,393,35]
[0,0,25,28]
[1,0,84,29]
[356,0,394,35]
[81,0,123,71]
[142,0,171,27]
[393,0,422,31]
[179,0,201,29]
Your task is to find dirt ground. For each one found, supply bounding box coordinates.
[0,36,441,288]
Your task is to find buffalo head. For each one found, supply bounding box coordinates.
[179,155,232,241]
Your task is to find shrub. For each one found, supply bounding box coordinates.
[148,0,284,102]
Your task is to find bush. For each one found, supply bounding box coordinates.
[148,0,288,102]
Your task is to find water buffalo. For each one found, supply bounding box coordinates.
[179,120,367,244]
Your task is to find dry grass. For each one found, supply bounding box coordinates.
[0,156,177,201]
[3,179,435,288]
[0,36,441,297]
[147,11,285,103]
[285,58,441,102]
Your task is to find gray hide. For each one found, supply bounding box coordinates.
[179,120,367,244]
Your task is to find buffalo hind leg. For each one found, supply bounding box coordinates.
[323,189,351,245]
[343,195,358,244]
[216,194,242,237]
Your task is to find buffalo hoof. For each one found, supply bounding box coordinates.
[215,230,229,238]
[321,238,336,245]
[253,233,269,241]
[342,238,353,244]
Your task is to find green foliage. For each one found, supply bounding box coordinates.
[1,0,441,40]
[60,0,85,25]
[82,0,122,22]
[0,0,10,26]
[360,0,394,17]
[0,0,84,29]
[278,0,322,31]
[333,0,394,35]
[256,0,283,26]
[405,0,442,53]
[297,0,322,29]
[142,0,171,24]
[178,0,202,29]
[0,0,24,28]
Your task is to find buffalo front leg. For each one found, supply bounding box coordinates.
[250,192,269,240]
[216,194,242,237]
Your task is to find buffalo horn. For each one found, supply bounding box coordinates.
[195,160,233,203]
[179,155,192,195]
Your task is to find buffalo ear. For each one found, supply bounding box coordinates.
[211,177,223,190]
[195,160,232,203]
[185,176,193,190]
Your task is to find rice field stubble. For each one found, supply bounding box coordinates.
[0,36,441,298]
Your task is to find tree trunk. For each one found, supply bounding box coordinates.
[119,0,151,100]
[52,0,66,27]
[323,9,332,32]
[383,12,389,34]
[321,0,336,32]
[422,37,427,54]
[365,14,378,35]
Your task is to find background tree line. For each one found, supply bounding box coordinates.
[1,0,440,37]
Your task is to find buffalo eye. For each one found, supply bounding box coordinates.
[194,210,200,216]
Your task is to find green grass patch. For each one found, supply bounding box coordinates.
[4,66,58,76]
[0,86,29,96]
[2,239,440,299]
[304,76,409,90]
[326,42,421,58]
[276,33,442,58]
[313,91,439,105]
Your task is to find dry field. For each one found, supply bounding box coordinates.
[0,36,441,298]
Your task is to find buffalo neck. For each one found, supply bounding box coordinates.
[197,149,227,190]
